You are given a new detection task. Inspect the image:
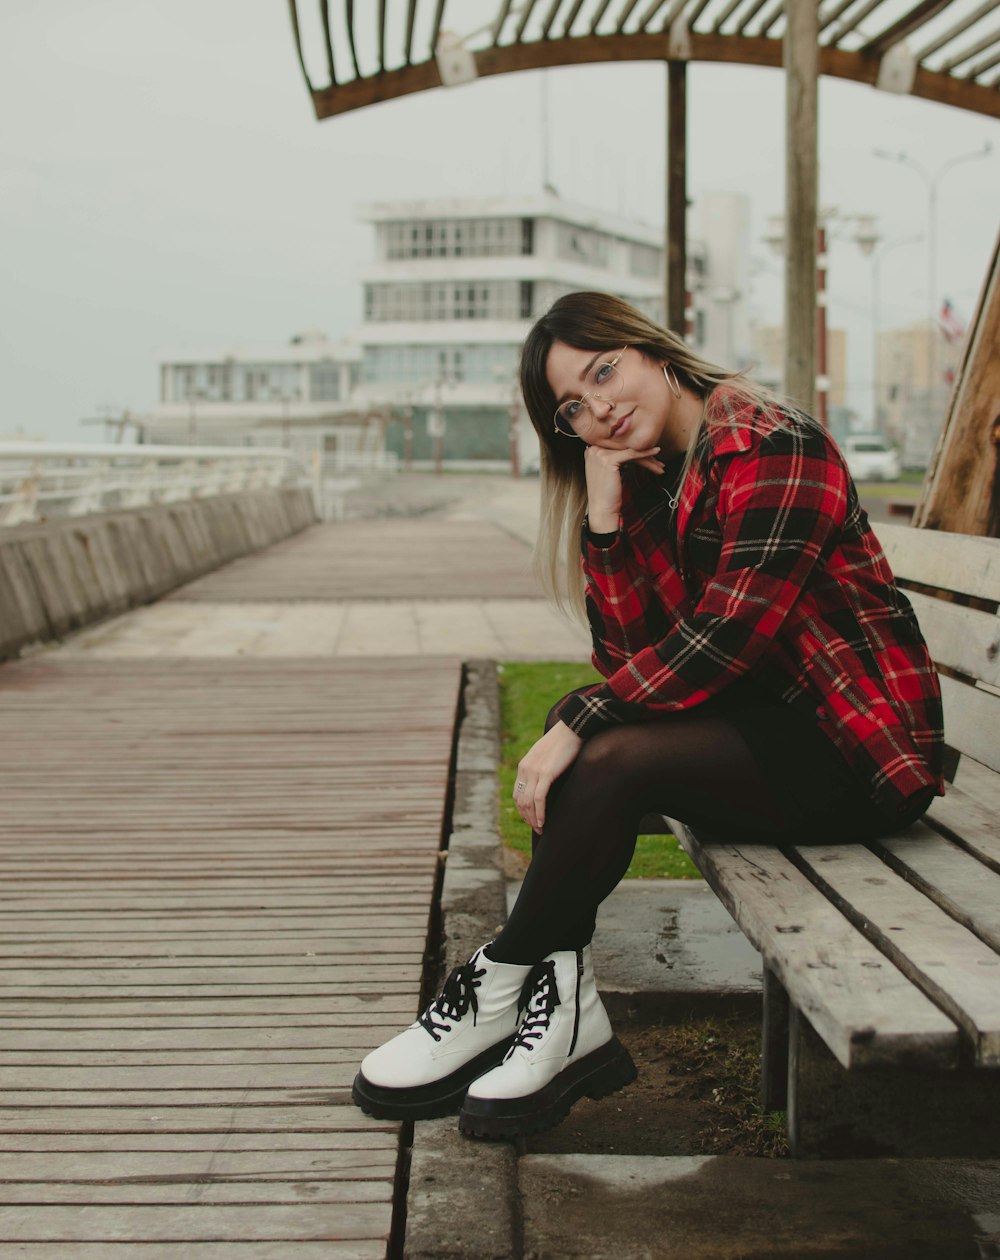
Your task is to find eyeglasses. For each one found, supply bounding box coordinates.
[553,347,628,438]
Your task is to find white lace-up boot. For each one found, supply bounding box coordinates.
[352,944,533,1120]
[459,945,636,1139]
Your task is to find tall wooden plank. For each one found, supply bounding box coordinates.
[665,58,687,334]
[783,0,818,413]
[914,225,1000,535]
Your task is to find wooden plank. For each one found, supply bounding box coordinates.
[925,755,1000,872]
[0,1131,399,1152]
[0,941,424,960]
[879,521,1000,604]
[939,673,1000,773]
[794,844,1000,1065]
[0,1062,369,1088]
[874,824,1000,952]
[0,1246,384,1259]
[0,1149,397,1179]
[0,1203,392,1243]
[0,1105,395,1133]
[905,588,1000,686]
[0,1181,394,1204]
[0,1029,398,1050]
[666,822,957,1068]
[0,1043,375,1063]
[913,224,1000,534]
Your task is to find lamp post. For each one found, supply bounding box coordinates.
[873,143,992,417]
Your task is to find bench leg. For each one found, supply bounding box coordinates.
[787,1006,1000,1158]
[760,966,789,1112]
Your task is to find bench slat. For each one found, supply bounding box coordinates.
[793,845,1000,1067]
[926,756,1000,874]
[665,822,958,1070]
[873,825,1000,953]
[906,590,1000,688]
[879,524,1000,604]
[939,674,1000,774]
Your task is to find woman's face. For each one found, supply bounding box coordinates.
[544,340,679,453]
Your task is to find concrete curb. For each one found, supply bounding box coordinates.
[403,659,520,1260]
[0,486,316,661]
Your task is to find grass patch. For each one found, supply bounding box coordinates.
[854,477,923,500]
[497,661,701,880]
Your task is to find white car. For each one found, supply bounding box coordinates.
[843,434,901,483]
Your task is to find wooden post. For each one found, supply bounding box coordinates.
[783,1,818,413]
[913,227,1000,535]
[666,60,687,335]
[761,966,790,1112]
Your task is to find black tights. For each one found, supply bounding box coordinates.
[490,707,833,966]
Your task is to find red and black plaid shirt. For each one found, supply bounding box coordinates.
[556,389,944,818]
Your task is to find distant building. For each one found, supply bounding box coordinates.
[354,193,665,466]
[148,332,379,467]
[876,319,963,467]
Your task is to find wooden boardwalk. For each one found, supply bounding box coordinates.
[0,654,462,1255]
[168,519,543,602]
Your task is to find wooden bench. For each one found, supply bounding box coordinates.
[666,523,1000,1157]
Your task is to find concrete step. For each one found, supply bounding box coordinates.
[518,1152,1000,1259]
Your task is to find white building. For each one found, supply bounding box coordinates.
[354,193,665,466]
[148,332,385,469]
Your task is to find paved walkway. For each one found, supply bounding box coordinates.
[0,475,577,1255]
[60,478,589,663]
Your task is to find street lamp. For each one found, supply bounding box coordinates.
[872,142,992,415]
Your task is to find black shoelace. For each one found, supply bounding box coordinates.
[417,959,486,1042]
[507,960,561,1055]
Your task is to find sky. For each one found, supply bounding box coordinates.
[1,0,998,442]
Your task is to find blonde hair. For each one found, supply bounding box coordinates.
[520,291,788,622]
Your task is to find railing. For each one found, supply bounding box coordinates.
[0,443,315,527]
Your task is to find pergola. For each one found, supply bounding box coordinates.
[287,0,1000,531]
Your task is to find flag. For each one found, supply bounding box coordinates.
[938,299,965,344]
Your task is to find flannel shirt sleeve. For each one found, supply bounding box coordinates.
[557,425,848,736]
[582,528,660,677]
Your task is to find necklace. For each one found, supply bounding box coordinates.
[659,457,684,511]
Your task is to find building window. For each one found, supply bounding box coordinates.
[380,217,524,260]
[521,218,534,255]
[362,343,518,386]
[310,364,341,401]
[364,281,526,323]
[557,223,610,267]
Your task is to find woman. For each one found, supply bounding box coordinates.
[353,291,944,1141]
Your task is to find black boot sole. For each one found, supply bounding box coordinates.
[352,1035,516,1121]
[458,1036,637,1140]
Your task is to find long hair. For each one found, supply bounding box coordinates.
[520,291,786,621]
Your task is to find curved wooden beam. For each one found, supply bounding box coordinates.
[308,31,1000,119]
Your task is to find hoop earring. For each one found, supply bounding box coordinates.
[663,363,682,400]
